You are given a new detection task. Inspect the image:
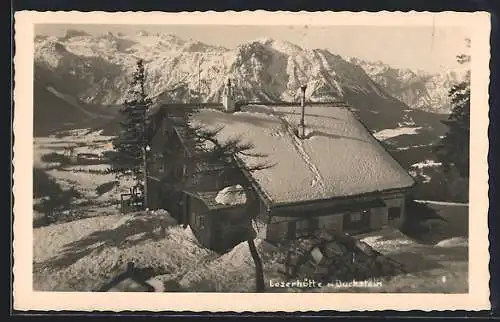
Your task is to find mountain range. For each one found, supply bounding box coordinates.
[34,29,462,141]
[348,57,467,114]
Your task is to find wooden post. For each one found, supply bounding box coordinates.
[142,105,149,210]
[299,84,307,139]
[143,145,148,210]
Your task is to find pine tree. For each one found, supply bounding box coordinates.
[434,39,471,179]
[109,59,152,179]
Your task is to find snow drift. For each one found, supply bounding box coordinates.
[215,184,247,206]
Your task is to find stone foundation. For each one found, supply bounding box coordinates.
[276,230,407,284]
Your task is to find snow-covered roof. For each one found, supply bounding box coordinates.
[189,104,415,205]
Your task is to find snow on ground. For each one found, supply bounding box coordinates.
[408,160,442,183]
[46,168,116,198]
[32,128,468,293]
[356,225,468,293]
[410,159,442,169]
[373,126,423,141]
[409,169,432,184]
[215,185,247,206]
[178,238,283,292]
[414,200,469,206]
[360,235,416,254]
[34,211,214,291]
[34,130,130,223]
[435,237,468,248]
[396,143,432,151]
[34,129,115,167]
[190,105,414,205]
[179,239,262,291]
[34,213,124,263]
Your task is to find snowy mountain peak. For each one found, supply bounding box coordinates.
[252,37,304,56]
[351,58,469,113]
[135,30,150,37]
[33,29,464,115]
[63,29,91,39]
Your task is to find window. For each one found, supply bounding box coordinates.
[388,207,401,220]
[196,214,206,229]
[343,209,371,232]
[173,165,184,178]
[295,218,318,237]
[350,212,362,222]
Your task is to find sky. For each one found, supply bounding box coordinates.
[36,24,471,73]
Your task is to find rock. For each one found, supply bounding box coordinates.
[278,232,407,285]
[314,265,329,277]
[313,230,335,241]
[295,239,316,253]
[323,242,344,258]
[294,259,315,276]
[355,240,378,257]
[310,247,324,264]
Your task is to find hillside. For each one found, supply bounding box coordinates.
[33,76,121,137]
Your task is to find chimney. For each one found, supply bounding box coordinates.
[222,78,235,113]
[298,84,307,139]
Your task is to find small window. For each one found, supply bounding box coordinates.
[350,212,362,222]
[174,166,184,178]
[198,215,206,229]
[388,207,401,220]
[159,159,167,173]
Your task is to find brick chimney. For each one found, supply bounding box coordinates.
[222,78,235,113]
[298,84,307,139]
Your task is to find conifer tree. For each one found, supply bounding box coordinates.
[109,59,152,179]
[435,39,471,178]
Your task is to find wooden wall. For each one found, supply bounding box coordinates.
[381,191,406,229]
[211,206,253,253]
[187,194,212,248]
[263,190,408,242]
